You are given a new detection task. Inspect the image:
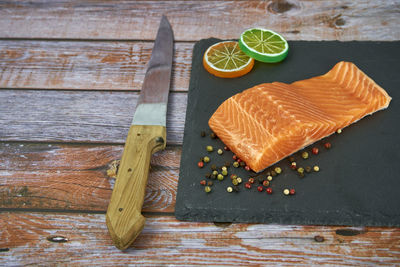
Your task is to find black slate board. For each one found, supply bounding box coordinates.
[175,39,400,226]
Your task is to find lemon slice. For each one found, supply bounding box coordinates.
[239,28,289,63]
[203,41,255,78]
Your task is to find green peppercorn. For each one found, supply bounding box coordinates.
[305,166,312,173]
[203,156,210,163]
[227,186,233,193]
[221,166,227,172]
[313,165,320,172]
[297,167,304,174]
[274,167,282,174]
[232,178,239,186]
[230,174,237,180]
[236,177,243,184]
[301,151,309,159]
[233,161,239,168]
[206,145,213,152]
[212,170,218,176]
[221,170,228,176]
[205,186,212,193]
[283,189,290,195]
[217,149,223,155]
[267,175,273,181]
[217,174,224,181]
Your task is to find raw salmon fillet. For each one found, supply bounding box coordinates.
[208,61,392,172]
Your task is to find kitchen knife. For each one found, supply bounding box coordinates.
[106,15,174,250]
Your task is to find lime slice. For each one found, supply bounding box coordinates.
[203,41,254,78]
[239,28,289,63]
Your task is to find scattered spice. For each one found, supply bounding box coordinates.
[232,178,239,186]
[297,167,304,174]
[207,181,213,186]
[312,147,319,155]
[239,161,246,167]
[206,145,214,152]
[198,161,204,168]
[232,155,238,160]
[305,166,312,173]
[248,178,255,184]
[274,167,282,174]
[200,180,206,186]
[266,187,273,194]
[211,164,217,171]
[210,132,217,139]
[236,177,243,184]
[267,175,273,182]
[257,175,264,184]
[221,166,227,172]
[245,182,252,189]
[200,131,206,137]
[288,156,295,162]
[301,151,309,159]
[290,162,297,170]
[289,188,296,195]
[221,170,228,176]
[233,161,240,168]
[257,186,264,192]
[283,189,290,195]
[217,149,223,155]
[203,156,210,163]
[224,146,230,151]
[245,165,250,171]
[210,174,216,179]
[205,186,212,193]
[337,129,342,134]
[324,142,332,149]
[299,172,305,178]
[227,186,233,193]
[205,173,211,178]
[271,170,277,176]
[212,170,218,176]
[263,180,270,187]
[217,174,224,181]
[313,165,320,172]
[230,174,237,180]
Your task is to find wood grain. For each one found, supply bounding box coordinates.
[0,143,180,212]
[1,212,399,265]
[0,1,398,41]
[0,40,193,90]
[0,90,187,144]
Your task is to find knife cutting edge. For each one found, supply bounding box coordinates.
[106,15,174,250]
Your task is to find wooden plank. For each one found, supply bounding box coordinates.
[0,90,187,144]
[0,143,180,212]
[0,40,193,91]
[1,212,399,265]
[0,1,398,41]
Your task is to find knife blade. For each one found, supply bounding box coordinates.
[106,15,174,250]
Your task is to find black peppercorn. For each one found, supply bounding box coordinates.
[200,131,206,137]
[210,132,217,139]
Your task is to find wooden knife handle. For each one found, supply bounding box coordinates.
[106,124,166,250]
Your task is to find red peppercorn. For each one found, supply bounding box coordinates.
[257,186,264,192]
[263,180,270,187]
[290,162,297,170]
[290,188,295,195]
[248,178,255,184]
[198,161,204,168]
[233,155,238,160]
[224,146,230,151]
[245,182,251,189]
[200,180,206,186]
[324,142,331,149]
[312,147,319,155]
[245,165,250,171]
[237,158,242,163]
[266,187,272,194]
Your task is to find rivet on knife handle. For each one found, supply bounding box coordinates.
[106,125,166,250]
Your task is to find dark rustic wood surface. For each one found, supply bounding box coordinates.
[1,0,399,265]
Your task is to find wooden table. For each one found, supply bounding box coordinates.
[1,1,399,265]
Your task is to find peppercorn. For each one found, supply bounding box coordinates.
[236,177,243,184]
[205,173,211,178]
[221,170,228,176]
[257,186,264,192]
[245,182,251,189]
[233,161,239,168]
[336,129,342,134]
[210,174,216,179]
[207,181,213,186]
[256,175,264,184]
[267,175,273,181]
[248,177,255,184]
[217,149,223,155]
[232,178,239,186]
[210,132,217,139]
[297,167,304,174]
[200,131,206,137]
[230,174,237,180]
[233,185,240,192]
[312,147,319,155]
[205,186,212,193]
[198,161,204,168]
[266,187,273,194]
[203,156,210,163]
[313,165,320,172]
[245,165,250,171]
[283,189,290,195]
[299,172,305,178]
[239,161,246,167]
[289,188,296,195]
[224,161,231,167]
[324,142,332,149]
[290,162,297,170]
[224,146,230,151]
[263,180,270,187]
[212,170,218,176]
[271,170,277,176]
[221,166,227,172]
[301,151,309,159]
[305,166,312,173]
[217,174,224,181]
[200,180,206,186]
[227,186,233,193]
[211,164,217,171]
[266,171,271,176]
[274,167,282,174]
[233,155,238,160]
[206,145,213,152]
